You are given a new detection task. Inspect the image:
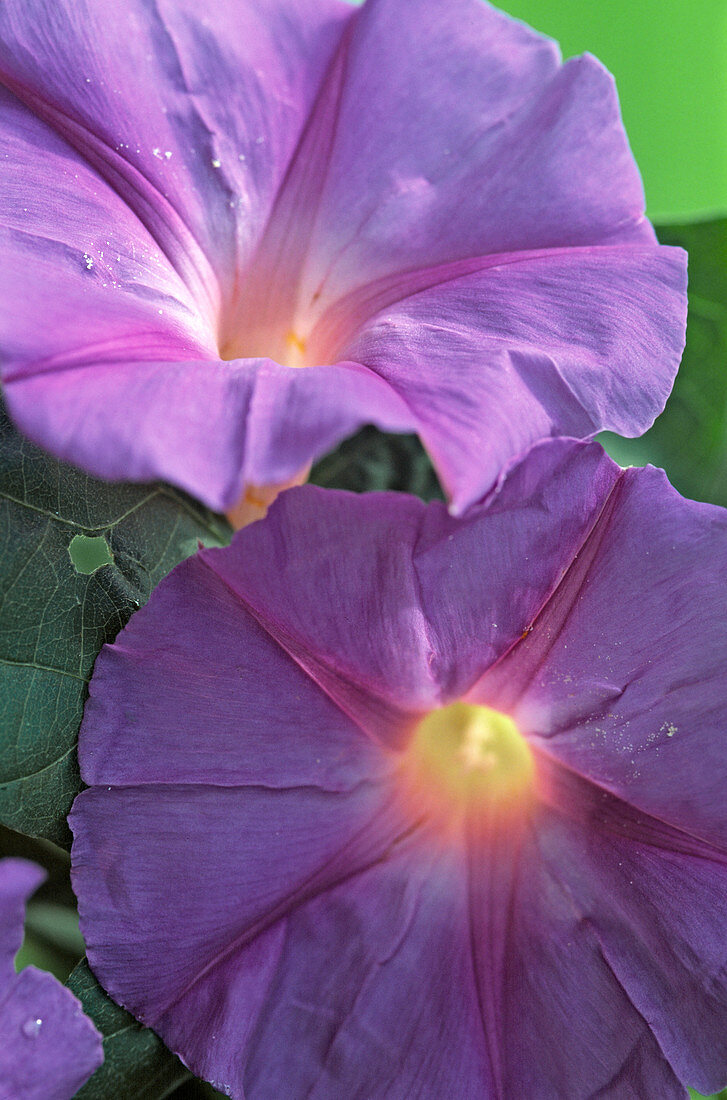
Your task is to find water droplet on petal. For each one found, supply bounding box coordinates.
[211,157,222,169]
[22,1018,42,1039]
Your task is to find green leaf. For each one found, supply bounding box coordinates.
[68,960,191,1100]
[16,901,85,982]
[601,217,727,506]
[0,401,230,847]
[310,426,444,501]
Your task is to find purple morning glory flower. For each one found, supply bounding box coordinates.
[71,440,727,1098]
[0,859,103,1099]
[0,0,686,515]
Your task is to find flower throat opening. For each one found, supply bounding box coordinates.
[219,323,310,368]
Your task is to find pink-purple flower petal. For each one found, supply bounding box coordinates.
[0,0,687,510]
[516,758,727,1096]
[0,0,350,309]
[193,489,443,737]
[80,547,390,789]
[238,360,415,488]
[475,462,727,851]
[239,841,492,1100]
[71,781,422,1096]
[299,8,655,308]
[337,245,686,511]
[463,801,688,1098]
[205,440,622,712]
[0,859,103,1100]
[0,83,212,366]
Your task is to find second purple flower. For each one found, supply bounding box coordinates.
[71,440,727,1098]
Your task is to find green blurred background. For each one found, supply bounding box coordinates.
[500,0,727,222]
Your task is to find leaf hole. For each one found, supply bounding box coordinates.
[68,534,114,574]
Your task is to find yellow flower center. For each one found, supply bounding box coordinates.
[283,330,307,369]
[402,702,534,826]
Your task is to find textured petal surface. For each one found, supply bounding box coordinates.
[4,359,252,512]
[241,838,492,1100]
[0,859,103,1100]
[463,795,691,1098]
[335,246,686,510]
[296,0,657,309]
[71,782,432,1096]
[476,463,727,851]
[196,488,442,739]
[524,762,727,1097]
[79,550,389,789]
[0,0,351,308]
[216,443,622,719]
[238,360,416,487]
[411,440,621,699]
[0,86,212,365]
[5,349,415,512]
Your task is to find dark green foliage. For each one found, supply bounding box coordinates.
[311,426,444,501]
[68,961,192,1100]
[0,402,230,846]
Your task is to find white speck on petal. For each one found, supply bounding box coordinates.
[22,1018,42,1039]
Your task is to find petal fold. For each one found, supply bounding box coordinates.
[80,552,388,790]
[338,246,686,511]
[464,805,690,1098]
